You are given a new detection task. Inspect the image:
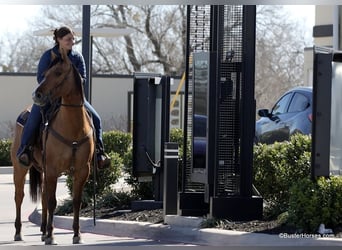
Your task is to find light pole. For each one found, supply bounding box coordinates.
[82,5,91,102]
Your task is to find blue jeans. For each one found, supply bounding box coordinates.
[17,100,104,156]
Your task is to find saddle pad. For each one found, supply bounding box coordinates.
[16,109,31,127]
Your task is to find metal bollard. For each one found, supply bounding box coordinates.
[163,142,179,217]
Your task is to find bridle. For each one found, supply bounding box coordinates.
[42,62,76,106]
[51,62,73,92]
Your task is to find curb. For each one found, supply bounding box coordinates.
[0,166,13,175]
[28,208,342,246]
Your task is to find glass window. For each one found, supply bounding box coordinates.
[288,93,309,112]
[271,93,292,115]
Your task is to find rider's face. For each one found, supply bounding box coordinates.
[58,33,75,51]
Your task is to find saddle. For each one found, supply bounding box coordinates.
[16,102,94,170]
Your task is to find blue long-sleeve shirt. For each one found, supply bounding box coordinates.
[37,45,86,84]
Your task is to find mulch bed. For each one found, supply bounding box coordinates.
[72,207,341,237]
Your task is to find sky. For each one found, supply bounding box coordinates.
[0,5,41,34]
[0,5,315,32]
[0,5,315,46]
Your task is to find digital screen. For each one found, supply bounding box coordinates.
[330,61,342,175]
[192,52,210,172]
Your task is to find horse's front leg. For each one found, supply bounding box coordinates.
[44,176,57,245]
[13,167,28,241]
[40,180,47,242]
[71,174,88,244]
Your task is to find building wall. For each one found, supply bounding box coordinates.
[304,6,340,87]
[0,74,183,138]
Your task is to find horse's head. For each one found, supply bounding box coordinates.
[33,48,82,107]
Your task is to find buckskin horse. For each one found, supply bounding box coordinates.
[10,48,95,245]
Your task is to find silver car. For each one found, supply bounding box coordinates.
[255,86,312,144]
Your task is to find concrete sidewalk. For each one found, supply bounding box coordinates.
[2,166,341,246]
[29,208,342,246]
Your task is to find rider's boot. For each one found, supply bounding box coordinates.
[96,143,111,170]
[17,145,32,167]
[16,104,41,168]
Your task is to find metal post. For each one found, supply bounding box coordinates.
[240,5,256,197]
[163,142,179,217]
[82,5,92,103]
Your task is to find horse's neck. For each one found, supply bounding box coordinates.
[61,94,84,107]
[55,96,91,136]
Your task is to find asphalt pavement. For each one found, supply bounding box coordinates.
[0,166,194,247]
[1,166,342,247]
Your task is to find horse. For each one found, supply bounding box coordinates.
[10,48,95,245]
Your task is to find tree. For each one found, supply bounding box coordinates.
[22,5,187,76]
[90,5,187,75]
[0,32,43,73]
[255,5,311,112]
[1,5,311,109]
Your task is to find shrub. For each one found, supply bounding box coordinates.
[288,176,342,233]
[122,147,154,199]
[121,128,184,199]
[103,130,132,158]
[0,139,12,166]
[66,151,123,206]
[55,189,135,215]
[96,189,133,209]
[253,134,312,218]
[66,130,131,205]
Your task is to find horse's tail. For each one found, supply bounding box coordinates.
[29,167,42,203]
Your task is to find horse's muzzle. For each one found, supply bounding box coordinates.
[32,91,48,106]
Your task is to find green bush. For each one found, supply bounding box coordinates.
[122,147,154,200]
[121,128,184,199]
[96,189,133,209]
[66,130,131,205]
[253,134,312,218]
[66,151,123,206]
[55,189,135,215]
[103,130,132,158]
[288,176,342,233]
[169,128,183,147]
[170,128,187,191]
[0,139,12,166]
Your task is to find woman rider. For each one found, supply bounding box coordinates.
[17,26,111,169]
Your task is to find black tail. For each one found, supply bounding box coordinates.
[29,167,42,203]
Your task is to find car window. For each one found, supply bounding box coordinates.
[288,93,310,112]
[271,93,292,115]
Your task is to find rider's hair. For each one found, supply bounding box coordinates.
[53,26,74,45]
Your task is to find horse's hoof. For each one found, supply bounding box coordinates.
[14,234,22,241]
[73,236,83,244]
[44,237,57,245]
[41,234,46,242]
